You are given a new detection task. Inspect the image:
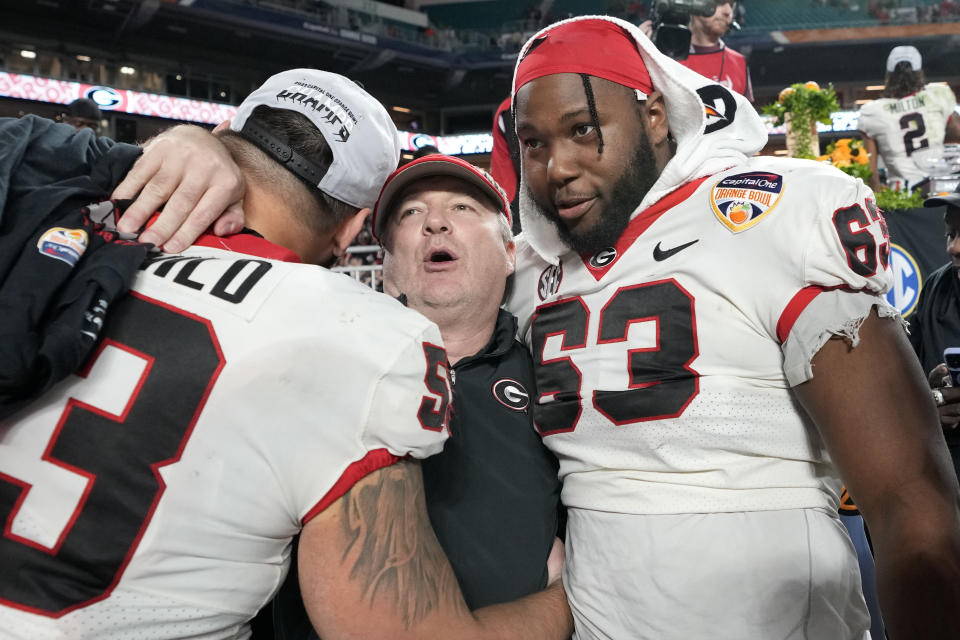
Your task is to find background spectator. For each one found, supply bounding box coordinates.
[858,45,960,191]
[908,182,960,485]
[61,97,102,133]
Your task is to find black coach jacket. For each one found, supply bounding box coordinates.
[421,308,561,609]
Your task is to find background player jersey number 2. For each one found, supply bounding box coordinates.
[0,293,223,616]
[531,279,699,435]
[900,112,929,157]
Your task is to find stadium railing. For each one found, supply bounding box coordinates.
[332,245,383,290]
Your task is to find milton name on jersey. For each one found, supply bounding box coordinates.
[507,158,893,517]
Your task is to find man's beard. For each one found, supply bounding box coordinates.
[529,133,660,255]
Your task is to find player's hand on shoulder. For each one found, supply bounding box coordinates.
[112,124,246,253]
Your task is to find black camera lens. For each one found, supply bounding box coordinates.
[654,24,693,60]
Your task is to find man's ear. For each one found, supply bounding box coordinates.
[643,90,670,146]
[504,240,516,276]
[212,119,231,134]
[332,207,371,258]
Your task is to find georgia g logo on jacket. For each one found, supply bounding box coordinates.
[492,378,530,411]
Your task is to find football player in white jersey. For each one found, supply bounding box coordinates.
[99,23,960,640]
[0,70,570,639]
[858,45,960,192]
[504,16,960,640]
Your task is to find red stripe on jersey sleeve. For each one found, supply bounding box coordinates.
[301,449,401,525]
[776,286,827,344]
[776,284,869,344]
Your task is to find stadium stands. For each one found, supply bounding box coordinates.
[422,0,528,32]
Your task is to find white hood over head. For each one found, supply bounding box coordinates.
[512,14,768,264]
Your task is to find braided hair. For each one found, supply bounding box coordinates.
[580,74,606,154]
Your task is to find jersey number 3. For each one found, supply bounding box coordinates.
[0,293,223,616]
[531,280,699,435]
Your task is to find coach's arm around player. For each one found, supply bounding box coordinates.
[298,458,570,639]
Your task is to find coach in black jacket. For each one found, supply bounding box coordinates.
[421,306,559,607]
[273,154,561,639]
[373,154,562,607]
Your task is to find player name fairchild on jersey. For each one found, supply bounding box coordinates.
[142,253,273,306]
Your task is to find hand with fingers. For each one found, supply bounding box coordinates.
[111,124,246,253]
[928,363,960,430]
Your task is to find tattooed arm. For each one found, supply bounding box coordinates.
[297,459,572,640]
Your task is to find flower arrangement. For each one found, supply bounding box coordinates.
[875,186,925,211]
[818,138,872,183]
[815,138,924,210]
[762,81,839,159]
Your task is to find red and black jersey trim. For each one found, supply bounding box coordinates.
[301,449,402,524]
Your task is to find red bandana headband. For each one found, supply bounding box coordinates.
[513,19,654,97]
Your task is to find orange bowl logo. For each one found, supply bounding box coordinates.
[710,171,784,232]
[37,227,88,267]
[727,202,752,225]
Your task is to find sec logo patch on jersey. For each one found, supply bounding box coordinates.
[710,172,784,232]
[538,263,563,300]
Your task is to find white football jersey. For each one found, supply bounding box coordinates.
[857,83,958,188]
[507,158,895,516]
[0,240,450,639]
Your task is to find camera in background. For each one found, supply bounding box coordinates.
[649,0,722,60]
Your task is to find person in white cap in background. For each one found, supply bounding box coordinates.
[0,69,571,640]
[858,45,960,192]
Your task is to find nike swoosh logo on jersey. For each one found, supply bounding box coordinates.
[653,239,699,261]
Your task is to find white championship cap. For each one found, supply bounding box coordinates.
[230,69,401,209]
[886,45,922,73]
